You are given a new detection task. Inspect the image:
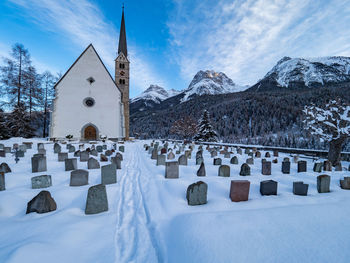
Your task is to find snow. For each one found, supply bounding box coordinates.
[1,138,350,262]
[131,85,180,104]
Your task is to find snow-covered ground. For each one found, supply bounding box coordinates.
[1,138,350,263]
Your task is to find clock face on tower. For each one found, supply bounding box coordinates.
[120,71,125,76]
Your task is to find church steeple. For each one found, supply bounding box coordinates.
[118,5,127,57]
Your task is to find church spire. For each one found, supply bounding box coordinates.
[118,5,127,57]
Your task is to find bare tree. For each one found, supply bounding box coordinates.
[40,71,56,137]
[25,66,42,119]
[170,115,197,140]
[303,99,350,166]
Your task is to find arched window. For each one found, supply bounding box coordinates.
[119,63,125,69]
[119,79,123,84]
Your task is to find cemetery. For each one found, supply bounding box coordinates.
[1,137,350,262]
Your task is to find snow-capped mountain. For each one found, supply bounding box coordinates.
[131,85,180,104]
[180,70,246,102]
[249,56,350,91]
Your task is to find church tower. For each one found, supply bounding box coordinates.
[115,6,130,140]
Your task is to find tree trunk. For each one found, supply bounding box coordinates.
[328,137,345,166]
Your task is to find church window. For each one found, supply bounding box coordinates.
[87,77,95,84]
[119,79,126,85]
[119,63,125,69]
[83,97,95,107]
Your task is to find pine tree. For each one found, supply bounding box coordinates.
[0,109,10,139]
[8,103,35,138]
[194,110,218,142]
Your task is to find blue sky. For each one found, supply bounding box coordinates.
[1,0,350,98]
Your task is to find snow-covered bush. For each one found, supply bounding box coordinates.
[194,110,218,142]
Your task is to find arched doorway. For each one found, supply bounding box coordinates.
[84,125,97,140]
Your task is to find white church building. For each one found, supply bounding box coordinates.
[50,9,130,141]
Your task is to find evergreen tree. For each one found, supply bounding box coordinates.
[0,109,10,139]
[8,103,35,138]
[194,110,218,142]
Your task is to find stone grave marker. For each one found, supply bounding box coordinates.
[68,145,76,153]
[244,148,250,154]
[0,144,4,150]
[105,150,113,156]
[58,152,68,162]
[4,147,11,153]
[165,161,179,178]
[196,156,203,165]
[197,162,206,176]
[38,149,46,155]
[186,181,208,206]
[272,158,278,164]
[0,163,11,173]
[283,157,290,162]
[323,160,332,171]
[31,156,47,173]
[85,184,108,215]
[54,143,61,154]
[240,163,250,176]
[297,161,307,173]
[293,155,299,163]
[0,172,5,191]
[265,152,271,158]
[335,163,342,171]
[237,148,242,155]
[211,151,217,158]
[23,142,32,149]
[151,149,158,160]
[224,152,231,158]
[88,157,100,169]
[293,181,308,196]
[102,145,107,150]
[246,158,254,165]
[101,164,117,185]
[80,151,90,162]
[213,158,222,165]
[37,143,45,150]
[19,145,27,152]
[0,150,5,157]
[119,146,125,152]
[340,177,350,190]
[161,148,167,154]
[90,149,98,157]
[255,151,261,158]
[260,180,278,195]
[156,154,166,166]
[313,162,323,173]
[65,158,77,171]
[70,169,89,186]
[218,165,230,177]
[262,161,271,175]
[100,154,108,162]
[74,150,80,157]
[317,175,330,193]
[111,156,122,169]
[26,191,57,214]
[31,175,52,189]
[282,160,290,174]
[230,180,250,202]
[17,150,25,158]
[96,146,103,152]
[273,150,279,157]
[178,155,188,166]
[230,156,238,165]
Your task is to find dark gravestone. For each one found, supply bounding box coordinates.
[119,146,125,152]
[244,148,250,154]
[255,151,261,158]
[293,181,309,196]
[239,163,250,176]
[85,184,108,215]
[116,152,123,161]
[0,163,11,173]
[165,161,179,178]
[230,156,238,165]
[317,175,330,193]
[156,154,166,166]
[65,158,77,171]
[26,191,57,214]
[17,150,25,157]
[31,175,52,189]
[335,164,342,171]
[4,147,11,153]
[186,181,208,206]
[272,158,278,164]
[105,150,113,156]
[230,180,250,202]
[265,152,271,158]
[283,157,290,162]
[58,152,68,162]
[323,160,332,171]
[74,150,81,157]
[88,157,100,169]
[101,164,117,185]
[273,150,279,157]
[224,152,231,158]
[246,158,254,165]
[196,157,203,165]
[70,169,89,186]
[262,161,272,175]
[218,165,230,177]
[340,177,350,190]
[313,162,323,173]
[0,172,5,191]
[54,143,61,154]
[196,151,203,159]
[0,150,5,157]
[161,148,167,154]
[111,157,122,169]
[100,154,108,162]
[80,151,90,162]
[178,155,188,166]
[96,146,103,152]
[185,150,191,159]
[197,162,206,176]
[90,149,98,157]
[68,145,76,153]
[297,161,307,173]
[31,156,47,173]
[213,158,222,165]
[282,161,290,174]
[260,180,278,195]
[102,145,107,150]
[237,148,242,155]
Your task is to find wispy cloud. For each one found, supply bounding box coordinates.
[168,0,350,86]
[10,0,167,95]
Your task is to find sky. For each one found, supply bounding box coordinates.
[1,0,350,98]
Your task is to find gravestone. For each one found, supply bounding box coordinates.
[88,157,100,169]
[196,157,203,165]
[65,158,77,171]
[283,157,290,162]
[313,162,323,173]
[211,151,217,158]
[74,150,81,157]
[282,161,290,174]
[90,150,98,157]
[0,151,5,157]
[230,180,250,202]
[58,152,68,162]
[244,148,250,154]
[197,162,206,177]
[23,142,33,149]
[4,147,11,153]
[260,180,278,195]
[218,165,230,177]
[323,160,332,171]
[178,155,187,166]
[165,161,179,178]
[265,152,271,158]
[37,143,45,150]
[186,181,207,206]
[239,163,250,176]
[16,150,24,158]
[293,155,299,163]
[213,158,222,165]
[31,175,52,189]
[317,175,330,193]
[185,150,191,159]
[237,148,242,155]
[116,152,123,161]
[262,161,272,175]
[101,164,117,185]
[224,152,231,158]
[0,172,5,191]
[151,149,158,160]
[33,153,44,158]
[111,157,121,169]
[68,145,76,153]
[96,146,103,152]
[54,143,61,154]
[26,191,57,214]
[80,151,90,162]
[102,145,107,150]
[19,145,26,152]
[335,163,342,171]
[85,184,108,215]
[161,148,167,154]
[196,151,203,159]
[148,147,153,154]
[273,150,279,157]
[70,169,89,186]
[105,150,113,156]
[230,156,238,165]
[293,181,308,196]
[340,177,350,190]
[31,156,47,173]
[100,154,108,162]
[156,155,166,166]
[297,160,307,173]
[119,146,125,152]
[255,151,261,158]
[272,158,278,164]
[38,149,46,155]
[246,158,254,165]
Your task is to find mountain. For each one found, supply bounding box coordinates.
[249,56,350,92]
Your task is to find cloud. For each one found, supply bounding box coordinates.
[10,0,166,95]
[168,0,350,86]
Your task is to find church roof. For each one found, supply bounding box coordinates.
[54,44,122,94]
[118,9,127,57]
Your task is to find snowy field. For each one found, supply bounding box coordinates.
[1,138,350,263]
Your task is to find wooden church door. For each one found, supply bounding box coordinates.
[84,125,97,140]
